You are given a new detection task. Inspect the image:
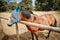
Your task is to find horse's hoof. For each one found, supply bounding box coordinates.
[45,36,49,39]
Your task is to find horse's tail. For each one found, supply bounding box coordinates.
[46,19,57,39]
[52,19,57,27]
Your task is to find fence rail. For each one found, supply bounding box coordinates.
[20,21,60,33]
[0,16,60,33]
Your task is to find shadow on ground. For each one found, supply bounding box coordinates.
[1,31,60,40]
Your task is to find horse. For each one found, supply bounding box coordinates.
[7,7,57,40]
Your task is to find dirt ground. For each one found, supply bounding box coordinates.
[0,11,60,40]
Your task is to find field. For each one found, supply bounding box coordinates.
[0,11,60,40]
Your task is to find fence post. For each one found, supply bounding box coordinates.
[0,18,3,31]
[16,23,20,40]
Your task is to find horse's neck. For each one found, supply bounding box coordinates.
[28,14,37,22]
[25,14,35,22]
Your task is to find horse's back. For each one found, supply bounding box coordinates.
[26,14,56,33]
[38,14,56,30]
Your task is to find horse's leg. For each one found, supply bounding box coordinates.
[31,32,34,40]
[46,30,51,39]
[46,20,57,39]
[35,35,38,40]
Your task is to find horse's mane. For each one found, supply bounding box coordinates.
[20,8,35,19]
[21,8,34,15]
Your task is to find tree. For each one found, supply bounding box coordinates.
[54,0,60,10]
[19,0,33,11]
[35,0,42,11]
[35,0,60,11]
[0,0,17,12]
[35,0,54,11]
[0,0,7,12]
[7,2,17,10]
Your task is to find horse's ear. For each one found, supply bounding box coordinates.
[15,7,20,12]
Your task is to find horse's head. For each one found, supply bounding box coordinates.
[7,7,32,26]
[20,9,31,21]
[7,7,21,26]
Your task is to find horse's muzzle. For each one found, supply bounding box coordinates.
[7,24,12,27]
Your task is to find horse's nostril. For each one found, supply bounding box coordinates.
[7,24,12,27]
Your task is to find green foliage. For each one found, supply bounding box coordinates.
[0,0,17,12]
[0,0,7,12]
[19,0,33,11]
[7,3,17,10]
[35,0,60,11]
[0,0,60,11]
[0,0,33,12]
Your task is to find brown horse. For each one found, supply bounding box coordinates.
[7,8,57,40]
[20,9,57,40]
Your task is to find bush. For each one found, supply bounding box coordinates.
[0,0,7,12]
